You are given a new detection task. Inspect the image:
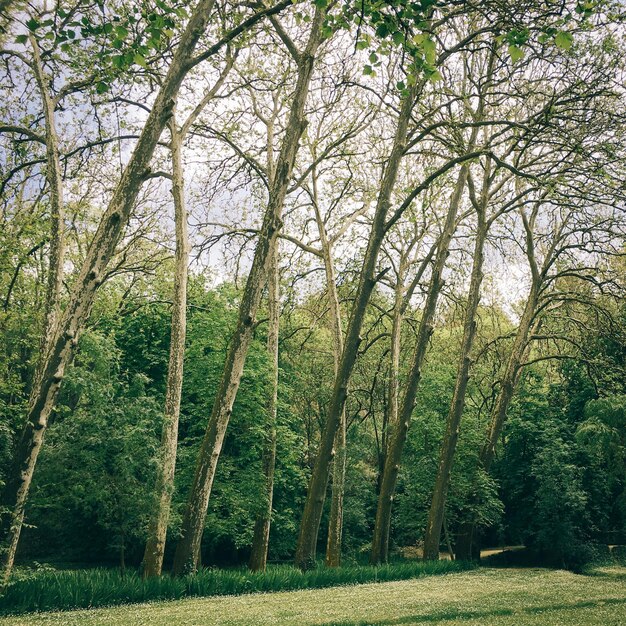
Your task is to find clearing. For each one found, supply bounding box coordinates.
[1,566,625,626]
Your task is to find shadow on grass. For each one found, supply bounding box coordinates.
[584,567,626,581]
[325,596,626,626]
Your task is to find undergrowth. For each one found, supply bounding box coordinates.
[0,559,475,616]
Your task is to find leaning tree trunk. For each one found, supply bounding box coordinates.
[370,164,469,565]
[453,280,540,560]
[295,81,420,571]
[142,114,190,578]
[0,33,67,582]
[172,10,325,576]
[249,240,280,572]
[0,0,219,585]
[422,205,488,561]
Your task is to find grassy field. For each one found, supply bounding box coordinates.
[1,566,624,626]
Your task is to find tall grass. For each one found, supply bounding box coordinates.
[0,559,475,616]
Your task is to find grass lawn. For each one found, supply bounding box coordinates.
[1,566,625,626]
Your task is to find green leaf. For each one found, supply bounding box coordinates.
[508,44,524,63]
[554,31,573,50]
[115,25,128,38]
[392,31,404,45]
[363,64,374,76]
[422,38,436,65]
[96,81,109,94]
[26,18,39,31]
[134,54,147,68]
[375,23,389,38]
[14,34,27,44]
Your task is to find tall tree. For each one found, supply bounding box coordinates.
[172,6,326,575]
[0,0,289,583]
[141,111,190,578]
[248,240,280,572]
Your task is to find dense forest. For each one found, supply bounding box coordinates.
[0,0,625,594]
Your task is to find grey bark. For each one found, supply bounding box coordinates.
[142,112,190,578]
[295,81,420,571]
[249,239,279,572]
[370,164,469,564]
[309,169,348,568]
[0,0,219,585]
[453,206,544,560]
[172,9,325,576]
[422,183,489,560]
[30,34,65,351]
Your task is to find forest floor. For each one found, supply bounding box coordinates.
[1,566,624,626]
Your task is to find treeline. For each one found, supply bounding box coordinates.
[0,0,625,582]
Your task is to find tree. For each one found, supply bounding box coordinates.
[172,5,327,575]
[0,0,291,584]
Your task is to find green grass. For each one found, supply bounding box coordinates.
[0,559,471,616]
[0,566,625,625]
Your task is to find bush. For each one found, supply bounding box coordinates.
[0,559,476,616]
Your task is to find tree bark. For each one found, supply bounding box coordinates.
[249,239,279,572]
[142,113,190,578]
[384,260,406,458]
[172,10,325,576]
[294,81,420,571]
[0,0,219,585]
[453,205,543,560]
[422,199,488,561]
[29,34,64,352]
[370,164,469,565]
[309,170,348,568]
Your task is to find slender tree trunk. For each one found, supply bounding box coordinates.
[311,178,348,567]
[370,164,469,565]
[172,11,325,576]
[385,261,406,457]
[453,282,539,560]
[422,205,488,560]
[295,82,420,571]
[142,114,189,578]
[0,0,218,585]
[326,417,346,567]
[378,243,435,492]
[249,240,280,572]
[30,34,64,351]
[0,32,67,582]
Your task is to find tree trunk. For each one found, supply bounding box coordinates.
[305,167,349,569]
[172,11,325,576]
[142,114,189,578]
[295,82,420,571]
[0,0,218,585]
[370,164,469,565]
[30,34,65,352]
[384,261,406,458]
[454,280,540,560]
[249,240,280,572]
[422,205,488,561]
